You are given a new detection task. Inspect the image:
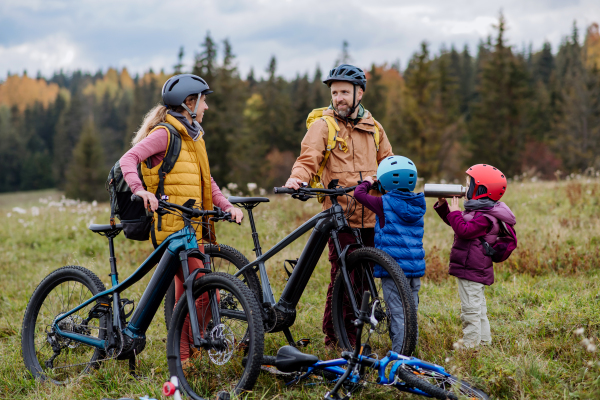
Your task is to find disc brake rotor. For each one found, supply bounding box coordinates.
[208,323,235,365]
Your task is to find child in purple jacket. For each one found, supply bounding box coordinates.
[434,164,516,348]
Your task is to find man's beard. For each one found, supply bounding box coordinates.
[336,103,350,117]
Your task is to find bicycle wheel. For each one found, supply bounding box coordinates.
[166,272,264,399]
[21,266,109,383]
[331,247,418,357]
[164,244,261,330]
[397,363,489,400]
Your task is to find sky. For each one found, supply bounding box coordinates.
[0,0,599,80]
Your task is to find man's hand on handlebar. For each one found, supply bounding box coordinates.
[284,177,303,190]
[134,190,159,212]
[225,207,244,224]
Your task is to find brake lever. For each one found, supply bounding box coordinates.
[369,300,380,330]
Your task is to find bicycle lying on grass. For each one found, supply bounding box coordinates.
[21,197,264,400]
[259,291,489,400]
[166,180,419,357]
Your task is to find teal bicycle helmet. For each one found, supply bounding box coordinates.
[377,156,418,192]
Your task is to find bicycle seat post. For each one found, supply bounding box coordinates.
[246,208,262,258]
[107,236,119,287]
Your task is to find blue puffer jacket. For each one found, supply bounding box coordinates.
[374,190,426,278]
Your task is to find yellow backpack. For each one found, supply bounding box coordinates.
[306,107,380,203]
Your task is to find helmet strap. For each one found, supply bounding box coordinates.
[180,93,203,133]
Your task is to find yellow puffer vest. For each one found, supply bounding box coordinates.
[141,114,214,245]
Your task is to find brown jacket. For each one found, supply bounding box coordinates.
[290,108,393,228]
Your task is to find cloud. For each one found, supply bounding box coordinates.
[0,0,598,80]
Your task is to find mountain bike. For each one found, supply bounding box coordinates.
[259,291,489,400]
[21,197,264,400]
[166,180,419,357]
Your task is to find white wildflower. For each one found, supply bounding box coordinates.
[31,206,40,216]
[92,200,98,207]
[221,188,231,197]
[581,338,591,347]
[445,357,451,363]
[452,339,464,350]
[259,188,266,196]
[247,182,257,192]
[71,226,77,231]
[227,183,238,190]
[6,213,11,218]
[588,343,597,353]
[18,219,25,224]
[12,207,26,214]
[588,361,594,367]
[575,328,585,336]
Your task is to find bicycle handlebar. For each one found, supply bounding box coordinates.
[273,185,357,196]
[131,194,229,220]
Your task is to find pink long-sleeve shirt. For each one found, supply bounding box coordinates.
[120,128,232,211]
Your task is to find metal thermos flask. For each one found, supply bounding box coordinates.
[423,184,466,198]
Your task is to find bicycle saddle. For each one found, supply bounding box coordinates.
[274,345,318,372]
[89,223,123,233]
[228,196,270,207]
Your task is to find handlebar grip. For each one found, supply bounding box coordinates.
[360,291,371,314]
[273,187,296,194]
[131,194,143,202]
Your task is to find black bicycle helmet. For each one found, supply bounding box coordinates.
[161,74,213,128]
[323,64,367,91]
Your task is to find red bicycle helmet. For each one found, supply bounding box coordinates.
[466,164,507,201]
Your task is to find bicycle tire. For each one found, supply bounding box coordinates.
[166,272,264,399]
[21,266,108,383]
[164,244,261,331]
[398,364,489,400]
[396,366,457,400]
[331,247,418,357]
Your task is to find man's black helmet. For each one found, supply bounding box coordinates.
[161,74,213,107]
[323,64,367,91]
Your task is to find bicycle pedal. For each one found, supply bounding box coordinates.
[296,338,311,347]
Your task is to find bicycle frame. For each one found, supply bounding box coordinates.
[233,195,378,332]
[52,224,208,350]
[294,352,448,397]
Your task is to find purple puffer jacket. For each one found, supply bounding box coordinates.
[435,201,516,285]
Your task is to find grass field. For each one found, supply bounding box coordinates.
[1,177,599,399]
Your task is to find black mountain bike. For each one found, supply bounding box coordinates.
[165,180,419,357]
[21,198,264,400]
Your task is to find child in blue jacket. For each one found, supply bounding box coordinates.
[354,156,426,352]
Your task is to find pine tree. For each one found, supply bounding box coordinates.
[174,46,185,74]
[334,41,352,66]
[468,13,530,177]
[362,64,387,119]
[65,120,106,201]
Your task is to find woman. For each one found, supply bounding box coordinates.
[119,74,243,361]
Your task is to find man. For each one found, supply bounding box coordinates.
[284,64,394,347]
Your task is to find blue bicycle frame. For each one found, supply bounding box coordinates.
[51,223,206,351]
[295,352,452,397]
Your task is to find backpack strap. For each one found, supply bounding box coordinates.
[152,122,182,232]
[372,118,380,152]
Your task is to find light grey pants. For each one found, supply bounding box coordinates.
[382,276,420,353]
[457,278,491,348]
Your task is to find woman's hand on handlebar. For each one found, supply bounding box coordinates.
[135,190,158,212]
[225,207,244,224]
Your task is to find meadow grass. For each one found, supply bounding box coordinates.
[0,178,599,399]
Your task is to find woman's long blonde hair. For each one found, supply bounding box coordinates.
[131,104,168,146]
[131,94,199,146]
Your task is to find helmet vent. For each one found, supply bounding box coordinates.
[408,161,414,165]
[338,68,347,75]
[393,181,399,184]
[409,174,414,177]
[391,161,397,165]
[168,79,180,91]
[345,69,354,76]
[409,181,414,184]
[393,174,399,177]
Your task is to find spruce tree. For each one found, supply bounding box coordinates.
[362,64,387,119]
[468,13,530,177]
[65,120,106,201]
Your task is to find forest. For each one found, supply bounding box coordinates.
[0,15,599,201]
